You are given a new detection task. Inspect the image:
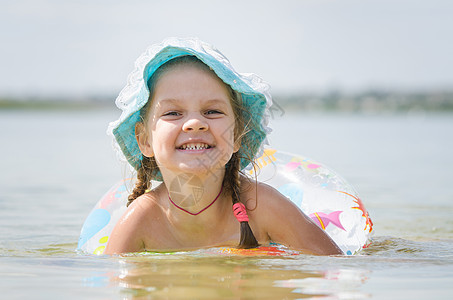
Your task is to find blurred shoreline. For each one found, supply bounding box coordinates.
[274,89,453,113]
[1,89,452,113]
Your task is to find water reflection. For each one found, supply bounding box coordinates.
[111,254,369,299]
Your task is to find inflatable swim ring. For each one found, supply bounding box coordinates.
[78,148,373,255]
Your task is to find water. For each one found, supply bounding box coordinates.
[1,109,452,299]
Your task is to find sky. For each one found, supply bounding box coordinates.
[1,0,452,98]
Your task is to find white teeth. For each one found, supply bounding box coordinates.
[180,143,210,150]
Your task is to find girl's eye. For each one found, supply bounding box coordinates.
[205,110,223,115]
[163,111,180,117]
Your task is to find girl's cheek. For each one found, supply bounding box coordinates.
[224,128,236,149]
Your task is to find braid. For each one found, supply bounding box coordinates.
[225,152,259,249]
[126,85,158,207]
[127,156,157,207]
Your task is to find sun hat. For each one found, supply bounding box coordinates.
[107,37,272,177]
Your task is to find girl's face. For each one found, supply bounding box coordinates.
[137,62,239,178]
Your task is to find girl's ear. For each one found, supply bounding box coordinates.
[136,122,154,157]
[233,137,241,153]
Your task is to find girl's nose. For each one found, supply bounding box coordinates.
[182,115,209,132]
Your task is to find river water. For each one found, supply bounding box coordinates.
[0,108,452,299]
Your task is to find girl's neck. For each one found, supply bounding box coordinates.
[161,168,226,218]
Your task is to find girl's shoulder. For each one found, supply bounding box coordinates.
[240,177,297,220]
[128,187,166,219]
[241,177,343,254]
[114,183,168,232]
[105,187,168,254]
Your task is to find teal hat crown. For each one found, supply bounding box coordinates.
[107,37,272,176]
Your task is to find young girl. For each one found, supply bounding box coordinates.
[105,37,342,255]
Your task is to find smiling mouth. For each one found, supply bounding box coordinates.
[178,143,212,150]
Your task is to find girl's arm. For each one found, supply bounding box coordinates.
[252,183,343,255]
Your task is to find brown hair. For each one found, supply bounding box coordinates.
[127,56,259,248]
